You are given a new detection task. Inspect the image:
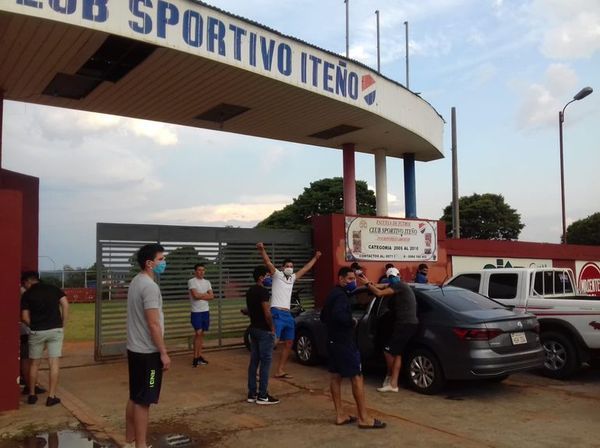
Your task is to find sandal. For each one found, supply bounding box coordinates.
[358,419,386,429]
[274,373,293,379]
[335,416,358,426]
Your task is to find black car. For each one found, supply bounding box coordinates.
[294,284,544,394]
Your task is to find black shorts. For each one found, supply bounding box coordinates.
[327,341,362,378]
[384,324,418,356]
[20,335,29,360]
[127,350,163,406]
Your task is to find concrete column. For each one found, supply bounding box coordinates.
[374,149,388,216]
[403,153,417,218]
[342,143,357,215]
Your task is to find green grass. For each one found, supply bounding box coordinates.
[64,303,95,342]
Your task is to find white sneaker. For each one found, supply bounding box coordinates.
[382,376,391,388]
[122,443,135,448]
[377,384,399,393]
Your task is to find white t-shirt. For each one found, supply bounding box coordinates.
[188,278,212,313]
[270,269,296,309]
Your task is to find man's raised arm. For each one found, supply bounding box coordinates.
[296,251,322,280]
[257,242,277,275]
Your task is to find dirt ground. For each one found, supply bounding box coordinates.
[1,343,599,447]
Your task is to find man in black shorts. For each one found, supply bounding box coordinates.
[125,244,171,448]
[320,267,385,429]
[359,273,418,393]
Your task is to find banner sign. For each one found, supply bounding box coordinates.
[5,0,381,110]
[576,261,600,297]
[345,217,438,262]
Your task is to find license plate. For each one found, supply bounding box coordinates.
[511,332,527,345]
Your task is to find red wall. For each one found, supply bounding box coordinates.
[0,169,39,411]
[0,191,23,411]
[312,214,600,308]
[0,169,39,270]
[312,214,449,307]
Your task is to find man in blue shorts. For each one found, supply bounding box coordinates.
[188,263,214,367]
[257,242,321,378]
[320,267,386,429]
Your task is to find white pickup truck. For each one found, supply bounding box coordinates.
[446,268,600,379]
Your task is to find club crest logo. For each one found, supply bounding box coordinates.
[362,74,376,106]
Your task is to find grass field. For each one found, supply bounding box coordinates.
[64,303,95,342]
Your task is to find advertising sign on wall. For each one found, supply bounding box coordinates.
[451,256,552,273]
[345,217,437,262]
[576,261,600,297]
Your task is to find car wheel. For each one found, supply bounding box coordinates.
[405,349,445,395]
[295,329,318,365]
[541,331,579,379]
[244,327,251,352]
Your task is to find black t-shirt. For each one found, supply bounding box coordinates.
[246,284,271,331]
[21,283,66,331]
[320,286,354,345]
[388,282,418,326]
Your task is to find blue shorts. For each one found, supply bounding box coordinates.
[327,341,362,378]
[271,308,295,341]
[191,312,210,332]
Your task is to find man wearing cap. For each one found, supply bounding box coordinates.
[357,271,418,393]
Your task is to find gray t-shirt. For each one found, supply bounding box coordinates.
[127,273,164,353]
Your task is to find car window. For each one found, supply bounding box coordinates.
[448,274,481,293]
[426,287,502,311]
[554,271,574,295]
[488,273,518,299]
[533,271,554,296]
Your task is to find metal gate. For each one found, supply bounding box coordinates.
[95,223,314,360]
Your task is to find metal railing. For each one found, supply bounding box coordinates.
[95,223,314,360]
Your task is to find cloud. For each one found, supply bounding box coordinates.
[532,0,600,59]
[150,195,292,224]
[4,102,163,196]
[29,104,178,147]
[127,120,178,146]
[516,64,579,129]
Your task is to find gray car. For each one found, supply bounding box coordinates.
[294,284,544,394]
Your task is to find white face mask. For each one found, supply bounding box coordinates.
[284,267,294,276]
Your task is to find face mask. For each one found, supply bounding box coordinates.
[389,276,400,285]
[345,281,357,292]
[153,260,167,275]
[284,267,294,276]
[262,277,273,287]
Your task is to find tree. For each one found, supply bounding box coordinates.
[257,177,376,230]
[566,212,600,245]
[441,193,524,240]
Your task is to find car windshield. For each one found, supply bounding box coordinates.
[425,287,504,311]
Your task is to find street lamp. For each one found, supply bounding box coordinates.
[559,86,593,244]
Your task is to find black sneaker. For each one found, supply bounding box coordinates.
[192,357,199,368]
[256,394,279,405]
[247,393,257,403]
[46,396,61,407]
[197,356,208,365]
[27,395,37,405]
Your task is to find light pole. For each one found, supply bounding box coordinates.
[559,86,593,243]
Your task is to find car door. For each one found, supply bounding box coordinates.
[529,270,600,349]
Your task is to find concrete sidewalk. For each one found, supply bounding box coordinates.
[2,345,600,447]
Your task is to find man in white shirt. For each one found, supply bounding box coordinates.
[257,242,321,378]
[188,263,214,367]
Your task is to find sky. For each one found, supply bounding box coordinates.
[3,0,600,270]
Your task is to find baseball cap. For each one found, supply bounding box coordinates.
[386,267,400,277]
